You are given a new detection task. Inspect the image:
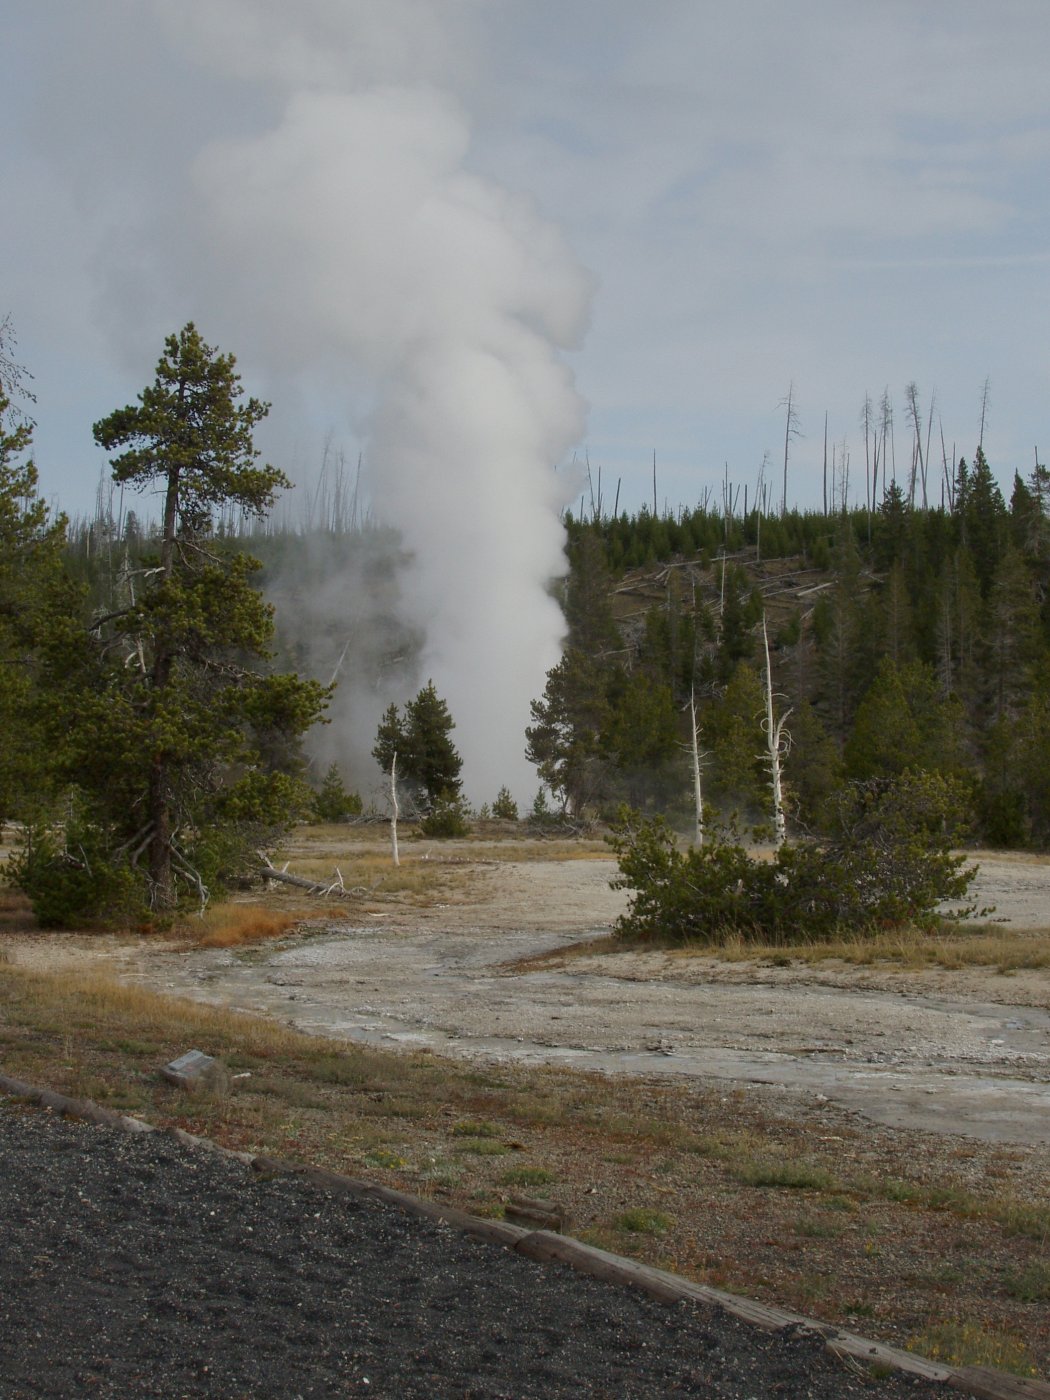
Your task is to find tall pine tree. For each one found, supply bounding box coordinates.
[76,324,329,913]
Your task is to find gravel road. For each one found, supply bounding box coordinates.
[0,1099,972,1400]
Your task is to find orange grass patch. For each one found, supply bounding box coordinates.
[191,904,304,948]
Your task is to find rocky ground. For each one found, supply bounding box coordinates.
[0,1098,977,1399]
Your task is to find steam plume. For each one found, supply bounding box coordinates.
[164,8,591,801]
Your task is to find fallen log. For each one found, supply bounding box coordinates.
[255,855,364,899]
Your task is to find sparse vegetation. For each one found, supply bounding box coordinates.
[734,1160,837,1191]
[906,1319,1039,1377]
[1,953,1047,1376]
[613,1207,672,1236]
[451,1119,500,1138]
[453,1138,511,1157]
[1002,1259,1050,1303]
[667,925,1050,972]
[187,904,306,949]
[500,1165,553,1187]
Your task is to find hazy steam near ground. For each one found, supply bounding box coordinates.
[158,1,592,804]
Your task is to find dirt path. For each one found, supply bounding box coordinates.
[8,853,1050,1146]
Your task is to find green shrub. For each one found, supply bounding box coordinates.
[418,791,471,838]
[10,812,146,929]
[492,785,519,821]
[609,771,979,945]
[310,764,363,823]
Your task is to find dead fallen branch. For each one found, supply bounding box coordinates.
[255,855,366,900]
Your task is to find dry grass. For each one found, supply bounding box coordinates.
[282,824,610,864]
[906,1319,1040,1378]
[282,852,466,900]
[459,840,612,862]
[0,887,36,936]
[1,958,1048,1378]
[185,904,310,949]
[259,826,610,917]
[512,924,1050,977]
[667,925,1050,973]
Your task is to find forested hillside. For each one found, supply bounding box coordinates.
[535,453,1050,846]
[64,447,1050,849]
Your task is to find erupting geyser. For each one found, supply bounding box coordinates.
[163,4,592,801]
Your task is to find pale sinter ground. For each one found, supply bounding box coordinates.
[6,844,1050,1147]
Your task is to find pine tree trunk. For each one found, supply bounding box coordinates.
[148,631,175,909]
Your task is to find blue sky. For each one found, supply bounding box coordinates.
[5,0,1050,521]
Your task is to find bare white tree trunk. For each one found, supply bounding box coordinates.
[389,752,401,867]
[689,688,704,847]
[761,617,792,848]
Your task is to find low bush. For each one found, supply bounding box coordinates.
[492,786,520,822]
[9,812,146,929]
[418,791,471,839]
[309,764,363,823]
[609,771,979,945]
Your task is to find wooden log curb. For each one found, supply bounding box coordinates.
[1,1070,1046,1400]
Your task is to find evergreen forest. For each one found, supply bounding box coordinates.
[540,455,1050,851]
[65,445,1050,854]
[6,312,1050,932]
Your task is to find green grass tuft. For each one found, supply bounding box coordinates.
[614,1207,673,1236]
[734,1159,837,1191]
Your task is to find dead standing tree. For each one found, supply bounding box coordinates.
[761,616,792,848]
[389,751,401,867]
[905,381,929,510]
[779,381,801,517]
[684,689,709,848]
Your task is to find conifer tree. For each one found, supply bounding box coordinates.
[783,701,842,828]
[402,681,462,807]
[703,661,766,812]
[372,681,462,813]
[602,670,680,808]
[65,324,329,914]
[956,448,1008,596]
[564,529,619,656]
[813,530,869,743]
[526,650,612,815]
[981,543,1041,725]
[932,547,982,702]
[372,703,405,777]
[844,660,967,782]
[0,320,82,823]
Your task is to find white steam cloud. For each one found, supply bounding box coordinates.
[159,5,591,803]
